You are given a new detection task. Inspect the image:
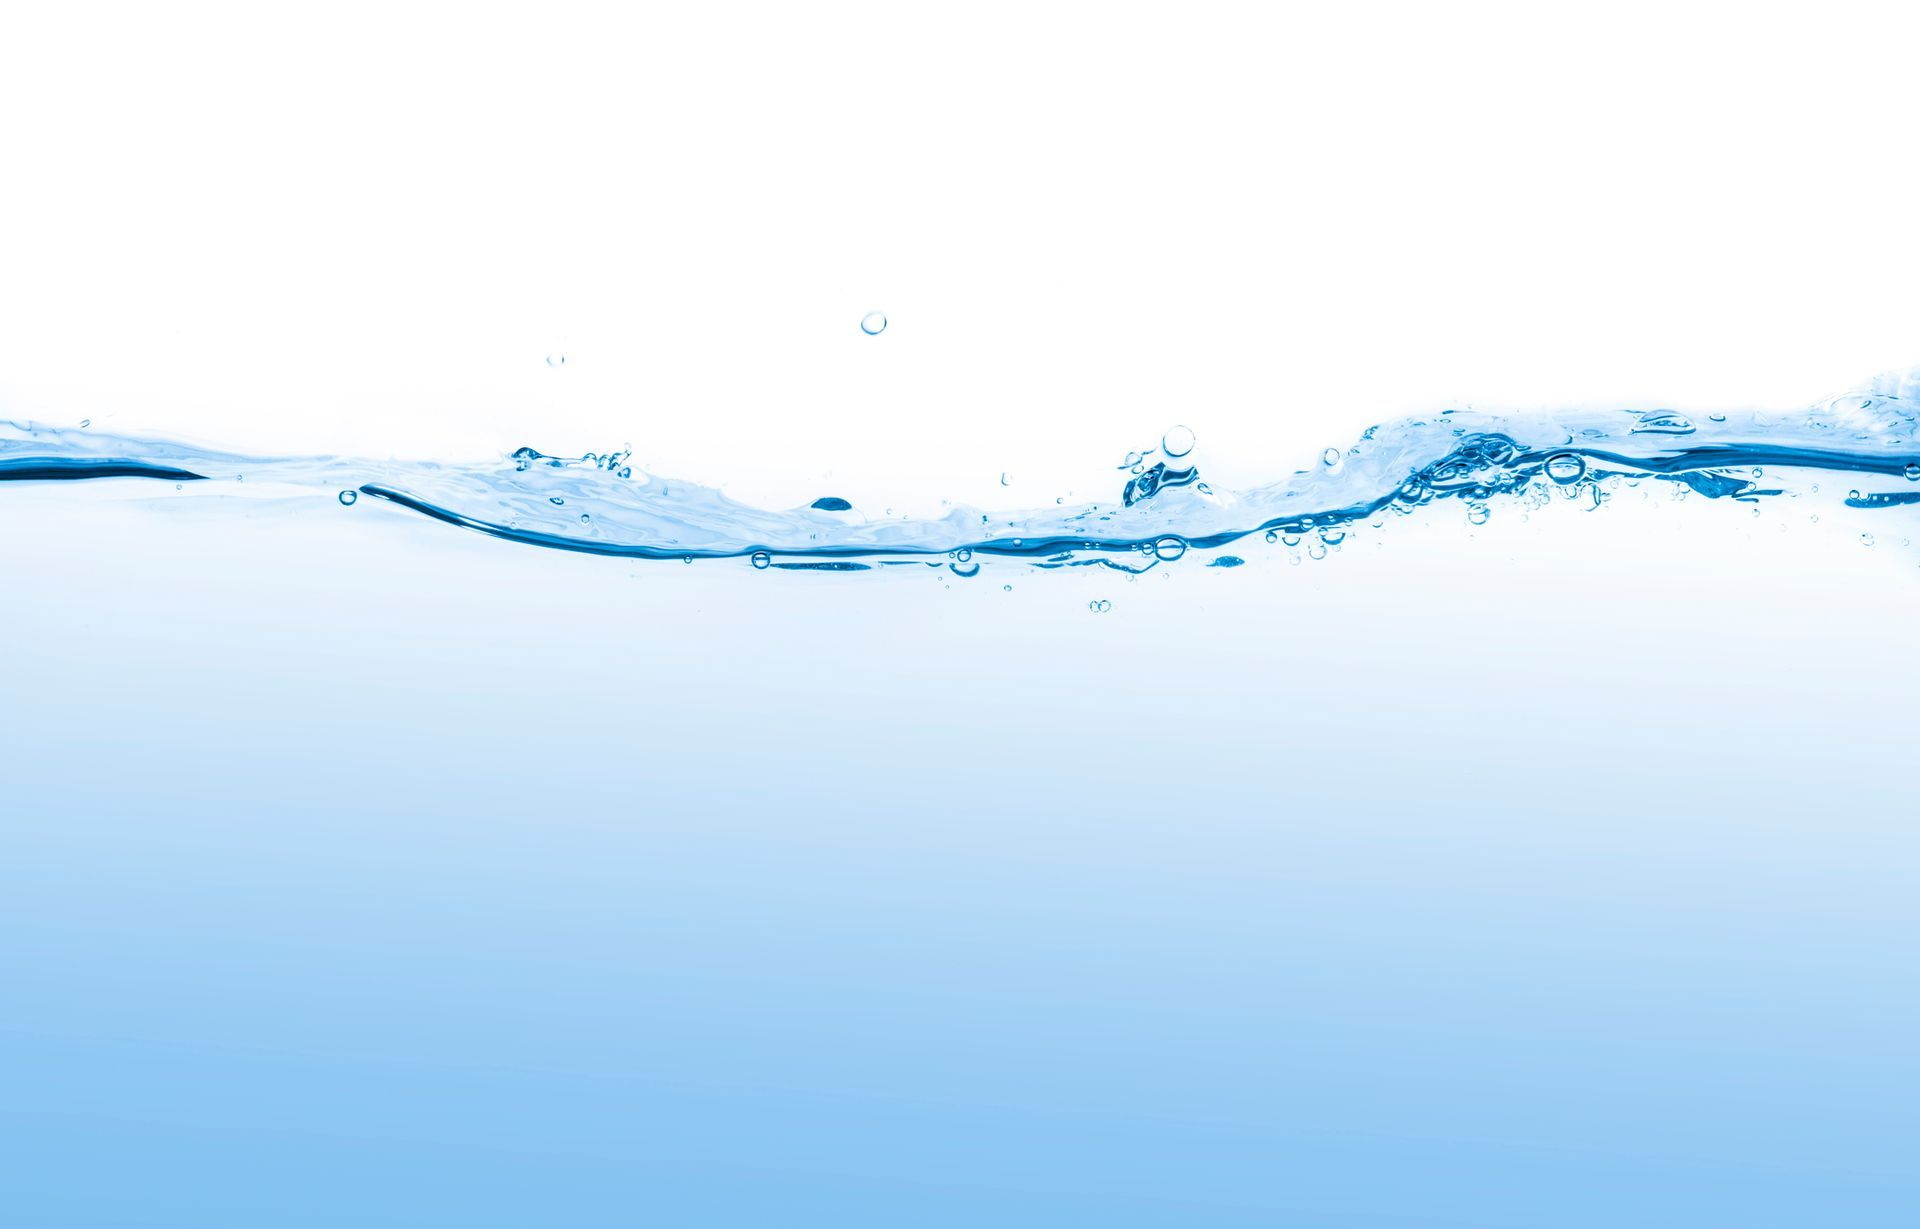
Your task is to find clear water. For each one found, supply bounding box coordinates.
[4,370,1919,1226]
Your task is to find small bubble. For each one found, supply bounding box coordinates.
[954,547,972,563]
[1906,462,1920,481]
[1265,530,1278,544]
[1467,504,1490,525]
[1319,527,1346,546]
[751,551,771,569]
[1708,413,1727,423]
[1089,599,1111,613]
[1308,542,1327,560]
[1000,472,1011,486]
[580,513,591,524]
[1322,447,1342,468]
[860,311,888,336]
[79,419,91,428]
[546,354,567,367]
[950,559,980,578]
[1281,532,1301,547]
[1162,425,1196,458]
[337,490,357,506]
[1545,453,1586,485]
[1861,532,1876,547]
[1153,536,1187,562]
[1002,584,1012,592]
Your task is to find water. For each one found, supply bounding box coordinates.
[5,369,1920,1227]
[9,374,1919,571]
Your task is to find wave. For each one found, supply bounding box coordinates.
[6,370,1920,571]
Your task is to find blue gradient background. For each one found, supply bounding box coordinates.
[3,486,1917,1226]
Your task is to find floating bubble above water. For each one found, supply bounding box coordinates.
[1153,536,1187,562]
[751,551,771,569]
[337,490,357,506]
[1545,453,1587,485]
[1162,426,1196,458]
[1088,599,1111,613]
[860,311,888,336]
[1632,409,1696,435]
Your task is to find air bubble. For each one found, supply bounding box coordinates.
[1322,447,1342,467]
[1153,536,1187,562]
[338,490,357,506]
[950,559,980,578]
[1906,463,1920,481]
[860,311,888,336]
[751,551,771,569]
[1545,453,1586,485]
[546,354,567,368]
[1089,599,1111,613]
[1632,409,1695,435]
[1162,425,1196,458]
[1467,504,1490,526]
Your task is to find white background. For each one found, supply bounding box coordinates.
[4,0,1918,512]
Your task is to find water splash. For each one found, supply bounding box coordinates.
[6,369,1920,573]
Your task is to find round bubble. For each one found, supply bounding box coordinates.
[1162,425,1196,458]
[337,490,357,506]
[1906,462,1920,482]
[1153,536,1187,562]
[546,354,567,368]
[860,311,888,336]
[950,559,980,578]
[1545,453,1587,485]
[751,551,772,569]
[1322,448,1342,468]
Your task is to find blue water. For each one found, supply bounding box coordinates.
[4,371,1920,1226]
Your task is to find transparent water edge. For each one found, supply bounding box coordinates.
[6,369,1920,571]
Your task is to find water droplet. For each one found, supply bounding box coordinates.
[1467,504,1490,525]
[549,496,564,505]
[1545,453,1586,485]
[546,353,567,368]
[79,419,91,428]
[1708,413,1727,423]
[580,513,591,524]
[1632,409,1695,435]
[1153,536,1187,562]
[1089,599,1111,613]
[1322,447,1342,467]
[1906,462,1920,481]
[1002,584,1012,592]
[751,551,771,569]
[1264,530,1278,544]
[860,311,888,336]
[1162,425,1196,458]
[337,490,357,506]
[1861,532,1876,547]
